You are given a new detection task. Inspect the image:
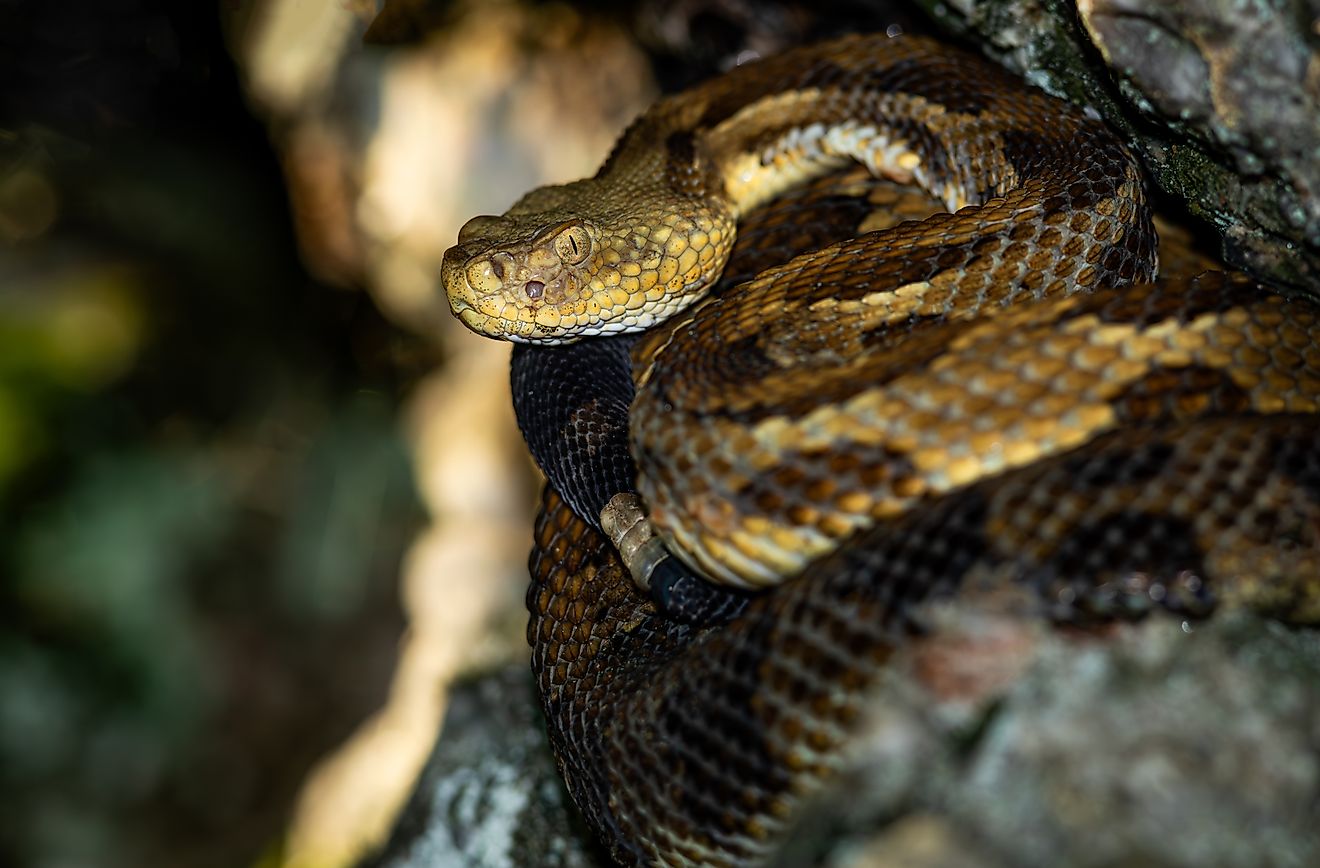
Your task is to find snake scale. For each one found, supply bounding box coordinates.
[441,33,1320,866]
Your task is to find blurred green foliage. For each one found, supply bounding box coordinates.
[0,260,145,486]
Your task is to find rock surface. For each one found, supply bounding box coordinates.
[363,664,608,868]
[770,610,1320,868]
[915,0,1320,291]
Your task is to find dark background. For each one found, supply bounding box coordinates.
[0,2,423,866]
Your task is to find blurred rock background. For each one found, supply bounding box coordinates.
[2,1,1316,868]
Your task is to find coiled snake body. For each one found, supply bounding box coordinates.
[442,33,1320,866]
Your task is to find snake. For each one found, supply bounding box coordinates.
[440,32,1320,866]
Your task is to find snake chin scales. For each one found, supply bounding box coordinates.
[446,29,1320,868]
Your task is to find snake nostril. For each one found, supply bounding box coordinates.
[526,280,545,299]
[491,258,505,280]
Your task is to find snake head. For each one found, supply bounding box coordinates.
[442,181,737,344]
[443,212,606,343]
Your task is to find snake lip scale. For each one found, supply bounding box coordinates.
[443,32,1320,867]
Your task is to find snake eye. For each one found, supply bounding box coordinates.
[553,224,592,265]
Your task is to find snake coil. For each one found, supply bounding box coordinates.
[442,33,1320,867]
